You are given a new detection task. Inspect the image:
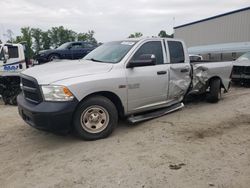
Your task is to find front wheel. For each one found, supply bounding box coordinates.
[73,96,118,140]
[206,78,221,103]
[48,54,60,62]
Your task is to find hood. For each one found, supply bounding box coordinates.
[38,49,56,54]
[22,59,113,84]
[233,59,250,67]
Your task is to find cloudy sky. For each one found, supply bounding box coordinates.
[0,0,249,42]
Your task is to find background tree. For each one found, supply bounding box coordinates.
[128,32,143,38]
[31,28,43,53]
[49,26,77,48]
[41,31,51,50]
[4,29,14,43]
[158,30,173,38]
[14,27,33,58]
[77,30,97,44]
[9,26,98,57]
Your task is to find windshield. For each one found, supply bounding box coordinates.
[237,52,250,61]
[57,42,71,50]
[84,41,137,63]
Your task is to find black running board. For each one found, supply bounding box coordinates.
[127,102,184,124]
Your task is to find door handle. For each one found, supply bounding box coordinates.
[157,71,167,75]
[180,68,190,73]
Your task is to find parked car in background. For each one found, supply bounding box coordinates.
[34,41,97,64]
[189,54,203,61]
[231,52,250,84]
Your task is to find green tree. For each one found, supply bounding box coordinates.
[49,26,77,48]
[13,27,33,58]
[13,36,23,43]
[12,26,98,56]
[31,28,43,53]
[77,32,88,41]
[158,30,173,38]
[77,30,97,44]
[41,31,51,50]
[128,32,143,38]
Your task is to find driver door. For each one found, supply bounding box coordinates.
[71,42,87,59]
[126,40,170,113]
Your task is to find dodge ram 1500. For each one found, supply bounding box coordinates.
[17,38,233,140]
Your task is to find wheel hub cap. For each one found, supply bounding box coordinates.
[80,106,109,134]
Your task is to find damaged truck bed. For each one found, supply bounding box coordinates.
[190,61,232,95]
[17,37,233,140]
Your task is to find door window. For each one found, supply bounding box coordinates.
[168,41,185,63]
[84,43,95,48]
[131,41,164,65]
[8,46,18,58]
[71,43,83,49]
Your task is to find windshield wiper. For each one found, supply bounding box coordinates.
[88,58,105,62]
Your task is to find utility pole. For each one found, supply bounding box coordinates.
[172,17,175,35]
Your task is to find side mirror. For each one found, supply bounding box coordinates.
[127,54,156,68]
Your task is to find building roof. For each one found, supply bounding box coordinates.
[188,42,250,54]
[174,6,250,29]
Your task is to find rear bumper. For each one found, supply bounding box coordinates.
[231,74,250,82]
[17,94,78,133]
[232,65,250,82]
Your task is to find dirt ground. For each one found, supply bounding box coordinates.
[0,86,250,188]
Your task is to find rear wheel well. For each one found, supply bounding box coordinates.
[78,91,125,118]
[208,76,224,89]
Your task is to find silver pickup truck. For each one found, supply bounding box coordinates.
[17,38,233,140]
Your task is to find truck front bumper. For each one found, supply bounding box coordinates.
[17,94,78,133]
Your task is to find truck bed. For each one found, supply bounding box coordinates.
[190,61,233,93]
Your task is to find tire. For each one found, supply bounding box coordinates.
[2,95,8,105]
[73,96,118,140]
[207,78,221,103]
[48,54,60,62]
[2,88,20,105]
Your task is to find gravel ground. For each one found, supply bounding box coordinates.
[0,86,250,188]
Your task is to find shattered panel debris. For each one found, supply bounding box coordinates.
[192,64,209,91]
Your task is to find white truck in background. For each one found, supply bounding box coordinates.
[0,43,29,104]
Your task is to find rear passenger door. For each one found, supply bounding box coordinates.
[165,40,191,101]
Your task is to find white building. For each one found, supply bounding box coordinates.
[174,7,250,61]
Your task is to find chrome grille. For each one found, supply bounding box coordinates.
[21,76,42,104]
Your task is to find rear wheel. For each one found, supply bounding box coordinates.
[73,96,118,140]
[207,78,221,103]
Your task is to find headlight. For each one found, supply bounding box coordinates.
[41,85,74,101]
